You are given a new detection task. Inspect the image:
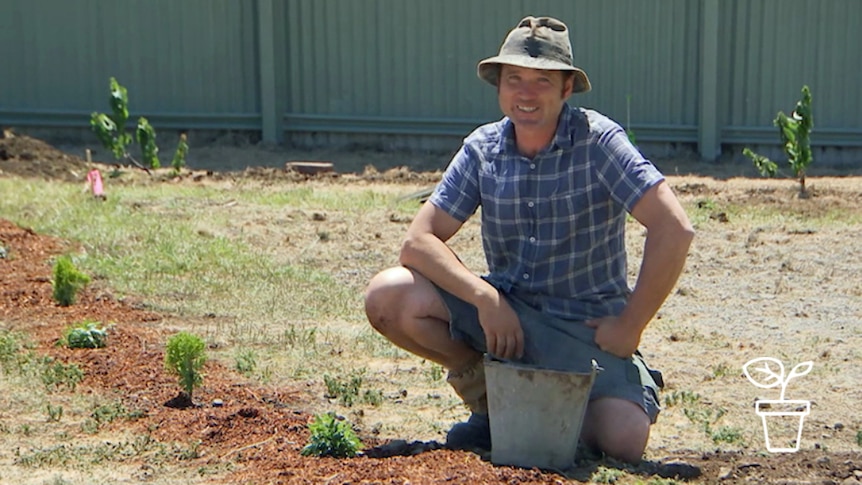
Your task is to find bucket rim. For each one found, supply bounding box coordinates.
[483,355,601,376]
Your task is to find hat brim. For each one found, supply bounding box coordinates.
[478,55,591,94]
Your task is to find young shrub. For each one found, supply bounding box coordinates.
[90,77,190,171]
[52,255,91,307]
[171,133,189,174]
[90,77,132,161]
[301,412,362,458]
[164,332,207,401]
[60,321,108,349]
[135,117,160,169]
[743,85,814,197]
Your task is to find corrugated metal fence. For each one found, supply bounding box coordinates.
[0,0,859,161]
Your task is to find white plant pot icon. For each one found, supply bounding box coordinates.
[755,399,810,452]
[743,357,813,453]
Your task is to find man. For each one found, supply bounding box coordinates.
[364,15,694,464]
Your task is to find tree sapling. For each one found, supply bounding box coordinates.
[164,332,207,405]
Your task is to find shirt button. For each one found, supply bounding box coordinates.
[530,163,536,170]
[529,236,536,243]
[522,273,529,280]
[527,201,534,208]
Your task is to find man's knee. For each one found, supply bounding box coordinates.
[364,267,409,333]
[582,398,651,463]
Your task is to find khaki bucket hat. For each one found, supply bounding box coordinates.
[478,16,591,94]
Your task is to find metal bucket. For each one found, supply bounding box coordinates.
[485,357,599,471]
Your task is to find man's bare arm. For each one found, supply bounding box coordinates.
[587,181,695,357]
[400,202,524,359]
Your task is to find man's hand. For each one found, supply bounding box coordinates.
[476,293,524,360]
[584,316,642,359]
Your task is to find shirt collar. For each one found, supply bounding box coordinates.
[498,103,582,157]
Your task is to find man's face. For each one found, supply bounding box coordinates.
[497,65,574,132]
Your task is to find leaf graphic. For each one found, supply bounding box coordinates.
[742,357,784,389]
[781,361,814,399]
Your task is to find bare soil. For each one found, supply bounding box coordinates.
[1,130,861,484]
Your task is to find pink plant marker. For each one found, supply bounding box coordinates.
[86,169,105,198]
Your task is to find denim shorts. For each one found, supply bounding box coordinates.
[434,283,662,423]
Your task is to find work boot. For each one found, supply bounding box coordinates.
[445,412,491,451]
[445,357,491,451]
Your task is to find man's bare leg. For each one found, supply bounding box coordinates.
[580,397,651,463]
[364,266,480,372]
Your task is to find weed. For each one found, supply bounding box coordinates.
[591,465,626,483]
[361,389,384,407]
[52,255,90,306]
[282,325,317,349]
[696,199,717,211]
[45,404,64,422]
[425,363,444,382]
[683,405,743,444]
[710,425,745,445]
[59,320,108,349]
[710,362,734,380]
[92,401,127,426]
[234,349,258,377]
[40,359,84,391]
[18,423,33,436]
[301,412,362,458]
[856,430,862,447]
[175,440,202,460]
[0,330,23,372]
[324,369,365,407]
[663,390,701,408]
[164,332,207,401]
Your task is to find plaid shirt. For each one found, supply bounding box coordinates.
[428,104,664,321]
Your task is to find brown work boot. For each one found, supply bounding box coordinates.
[445,358,491,451]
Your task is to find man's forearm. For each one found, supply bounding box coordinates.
[619,224,694,332]
[400,233,497,308]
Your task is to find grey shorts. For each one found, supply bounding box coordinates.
[434,284,662,423]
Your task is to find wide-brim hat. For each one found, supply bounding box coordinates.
[478,16,591,94]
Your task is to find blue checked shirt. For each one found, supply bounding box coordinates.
[428,104,665,321]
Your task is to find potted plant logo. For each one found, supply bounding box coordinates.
[743,357,813,452]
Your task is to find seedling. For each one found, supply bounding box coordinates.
[52,255,90,307]
[164,332,207,403]
[301,412,362,458]
[743,85,814,197]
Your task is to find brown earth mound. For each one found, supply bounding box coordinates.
[0,129,92,182]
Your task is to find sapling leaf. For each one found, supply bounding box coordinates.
[743,357,784,389]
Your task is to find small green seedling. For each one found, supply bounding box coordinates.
[743,85,814,196]
[164,332,207,402]
[301,412,362,458]
[61,321,108,349]
[52,255,90,307]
